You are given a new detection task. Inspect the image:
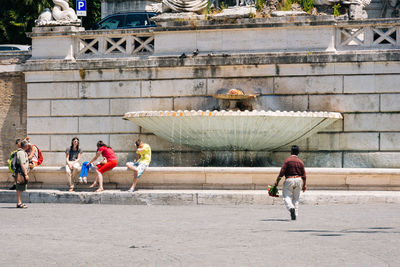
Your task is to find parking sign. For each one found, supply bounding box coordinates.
[76,0,87,16]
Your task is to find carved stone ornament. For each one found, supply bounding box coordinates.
[314,0,371,19]
[35,0,81,26]
[146,0,208,13]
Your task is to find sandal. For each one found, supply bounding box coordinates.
[95,188,104,192]
[89,183,98,188]
[16,203,27,209]
[69,186,74,192]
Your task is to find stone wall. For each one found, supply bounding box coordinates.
[23,51,400,168]
[0,53,29,165]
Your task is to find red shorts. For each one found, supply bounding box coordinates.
[97,160,118,174]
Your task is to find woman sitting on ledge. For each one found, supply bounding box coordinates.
[87,141,118,192]
[65,137,82,192]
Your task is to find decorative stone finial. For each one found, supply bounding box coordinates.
[35,0,81,26]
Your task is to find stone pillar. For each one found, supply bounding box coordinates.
[29,26,84,60]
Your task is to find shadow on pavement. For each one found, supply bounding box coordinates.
[288,227,399,236]
[261,219,290,222]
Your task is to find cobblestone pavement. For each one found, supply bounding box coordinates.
[0,203,399,266]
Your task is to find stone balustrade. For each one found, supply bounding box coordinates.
[1,167,399,190]
[77,31,155,58]
[336,20,400,49]
[28,17,400,60]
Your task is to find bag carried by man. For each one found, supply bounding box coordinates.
[8,150,18,177]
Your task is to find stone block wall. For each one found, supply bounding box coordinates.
[0,53,29,165]
[0,72,27,165]
[23,54,400,168]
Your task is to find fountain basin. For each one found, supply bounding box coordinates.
[123,110,342,150]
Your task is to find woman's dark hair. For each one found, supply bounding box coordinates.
[70,137,80,151]
[135,139,141,147]
[97,140,111,151]
[291,145,300,155]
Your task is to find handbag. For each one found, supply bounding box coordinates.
[16,172,27,184]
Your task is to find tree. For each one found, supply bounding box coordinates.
[0,0,101,45]
[79,0,102,30]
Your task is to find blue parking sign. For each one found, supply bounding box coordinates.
[76,0,87,16]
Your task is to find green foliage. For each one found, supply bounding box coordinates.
[333,3,341,17]
[79,0,102,30]
[203,0,212,16]
[0,0,101,45]
[298,0,314,13]
[219,1,228,10]
[255,0,266,12]
[0,0,51,44]
[249,9,256,18]
[279,0,313,13]
[280,0,293,11]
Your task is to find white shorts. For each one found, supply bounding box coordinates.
[127,162,148,178]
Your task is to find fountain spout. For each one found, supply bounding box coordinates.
[214,89,257,111]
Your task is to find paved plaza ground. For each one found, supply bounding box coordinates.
[0,203,399,266]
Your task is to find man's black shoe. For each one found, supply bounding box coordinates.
[9,184,16,190]
[290,208,296,220]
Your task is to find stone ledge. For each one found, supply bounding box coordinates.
[23,50,400,72]
[0,189,399,205]
[1,167,399,190]
[1,166,399,174]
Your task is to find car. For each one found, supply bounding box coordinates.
[0,44,31,51]
[92,12,157,30]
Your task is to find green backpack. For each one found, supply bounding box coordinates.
[8,150,18,174]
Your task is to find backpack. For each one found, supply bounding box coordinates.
[8,150,18,176]
[34,145,43,165]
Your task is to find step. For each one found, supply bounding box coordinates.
[1,189,399,205]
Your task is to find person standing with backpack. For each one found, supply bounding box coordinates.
[15,140,30,209]
[8,139,21,190]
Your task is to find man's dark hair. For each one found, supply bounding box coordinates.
[135,139,141,147]
[15,139,21,145]
[20,140,29,148]
[291,145,300,155]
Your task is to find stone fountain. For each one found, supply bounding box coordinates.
[124,89,342,152]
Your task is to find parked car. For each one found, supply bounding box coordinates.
[0,44,31,51]
[92,12,157,30]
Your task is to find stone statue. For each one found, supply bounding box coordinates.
[349,0,371,19]
[314,0,371,19]
[146,0,208,13]
[35,0,81,26]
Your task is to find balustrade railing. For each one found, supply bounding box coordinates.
[76,32,154,58]
[336,24,400,49]
[68,20,400,59]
